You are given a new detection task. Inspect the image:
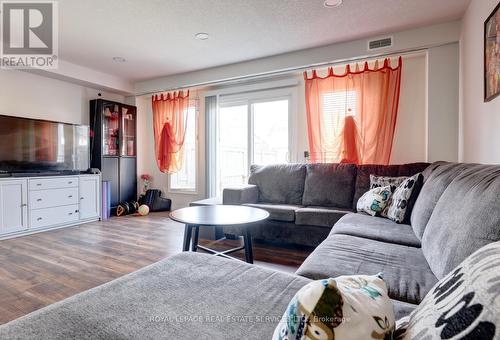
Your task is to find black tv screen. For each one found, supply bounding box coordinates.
[0,115,89,172]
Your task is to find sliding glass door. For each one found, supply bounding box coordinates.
[218,103,248,191]
[252,99,289,165]
[216,96,290,195]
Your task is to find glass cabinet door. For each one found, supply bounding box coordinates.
[102,103,120,156]
[121,106,136,157]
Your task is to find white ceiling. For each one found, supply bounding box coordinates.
[58,0,471,82]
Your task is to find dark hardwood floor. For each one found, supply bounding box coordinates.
[0,212,311,325]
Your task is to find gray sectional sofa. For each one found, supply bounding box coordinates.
[297,161,500,308]
[223,162,429,246]
[1,161,500,339]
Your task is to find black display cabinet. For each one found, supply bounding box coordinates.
[90,99,137,211]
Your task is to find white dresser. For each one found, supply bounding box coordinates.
[0,174,101,240]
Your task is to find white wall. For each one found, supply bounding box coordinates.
[0,69,124,125]
[461,0,500,163]
[427,43,460,162]
[30,59,134,95]
[135,21,461,95]
[391,54,428,163]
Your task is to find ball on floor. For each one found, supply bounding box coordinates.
[138,204,150,216]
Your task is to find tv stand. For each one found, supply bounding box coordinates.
[11,171,60,177]
[8,170,83,178]
[0,173,101,240]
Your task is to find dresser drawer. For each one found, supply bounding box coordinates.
[29,187,79,209]
[30,205,79,229]
[29,177,79,191]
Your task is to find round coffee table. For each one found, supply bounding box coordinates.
[169,205,269,263]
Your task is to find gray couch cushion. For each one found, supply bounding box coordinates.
[422,164,500,279]
[295,234,437,304]
[222,184,259,205]
[248,220,332,247]
[410,162,477,240]
[295,206,352,228]
[331,213,421,247]
[0,253,311,340]
[392,300,417,320]
[302,163,357,208]
[249,164,306,205]
[190,197,222,206]
[244,203,302,222]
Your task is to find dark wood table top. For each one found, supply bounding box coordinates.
[169,205,269,226]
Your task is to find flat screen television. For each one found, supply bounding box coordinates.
[0,115,89,173]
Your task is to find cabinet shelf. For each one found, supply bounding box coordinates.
[90,99,137,209]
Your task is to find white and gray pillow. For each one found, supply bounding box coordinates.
[395,241,500,340]
[386,173,423,223]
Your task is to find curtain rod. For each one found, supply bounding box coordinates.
[137,42,452,97]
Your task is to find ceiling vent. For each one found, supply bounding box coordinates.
[368,37,393,51]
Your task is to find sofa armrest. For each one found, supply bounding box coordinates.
[222,185,259,205]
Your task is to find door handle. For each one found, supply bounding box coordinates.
[68,181,73,184]
[37,198,42,202]
[37,217,42,221]
[21,203,27,207]
[80,197,84,200]
[68,212,73,215]
[68,195,73,198]
[36,183,42,186]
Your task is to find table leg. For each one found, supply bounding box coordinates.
[192,226,200,251]
[182,224,192,251]
[243,227,254,264]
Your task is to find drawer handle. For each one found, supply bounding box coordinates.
[68,195,73,198]
[36,183,42,186]
[68,212,73,215]
[68,181,73,184]
[37,198,42,202]
[80,197,84,200]
[37,217,42,221]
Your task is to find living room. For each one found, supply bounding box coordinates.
[0,0,499,339]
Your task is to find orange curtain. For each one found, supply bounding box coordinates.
[152,91,190,173]
[304,57,402,165]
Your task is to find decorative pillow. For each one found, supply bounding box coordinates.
[356,186,393,217]
[370,175,408,193]
[386,173,423,223]
[395,241,500,340]
[273,274,395,340]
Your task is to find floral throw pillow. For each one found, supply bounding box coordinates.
[395,241,500,340]
[273,274,395,340]
[356,186,393,217]
[369,175,408,217]
[386,173,423,223]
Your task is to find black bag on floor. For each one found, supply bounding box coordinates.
[139,189,171,212]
